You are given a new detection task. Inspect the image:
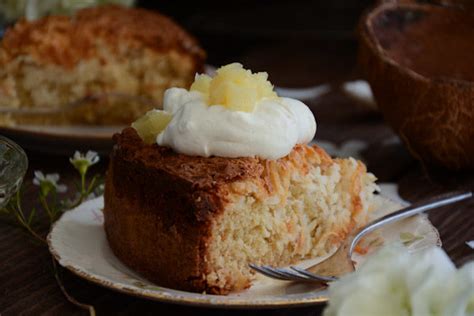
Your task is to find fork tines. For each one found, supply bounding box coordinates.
[249,264,334,283]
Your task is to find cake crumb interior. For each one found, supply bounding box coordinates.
[205,146,377,293]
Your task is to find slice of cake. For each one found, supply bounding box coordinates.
[103,63,377,294]
[0,5,205,126]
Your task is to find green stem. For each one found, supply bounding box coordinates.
[85,175,98,196]
[80,171,87,200]
[15,213,46,244]
[10,192,46,244]
[40,195,54,223]
[51,189,60,220]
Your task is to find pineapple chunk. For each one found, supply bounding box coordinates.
[132,110,172,144]
[190,74,211,95]
[190,63,277,112]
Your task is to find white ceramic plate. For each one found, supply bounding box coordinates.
[0,125,123,155]
[47,189,440,308]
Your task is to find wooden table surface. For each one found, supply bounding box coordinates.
[1,39,473,316]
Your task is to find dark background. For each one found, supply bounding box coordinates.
[137,0,374,80]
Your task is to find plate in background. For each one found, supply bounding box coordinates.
[0,125,123,155]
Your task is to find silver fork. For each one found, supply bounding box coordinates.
[250,190,472,283]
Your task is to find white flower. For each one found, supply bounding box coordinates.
[324,244,474,316]
[70,150,99,166]
[466,241,474,249]
[33,170,67,193]
[69,150,99,174]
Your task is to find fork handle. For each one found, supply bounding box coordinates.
[349,190,472,255]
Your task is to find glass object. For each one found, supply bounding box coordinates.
[0,0,135,23]
[0,136,28,208]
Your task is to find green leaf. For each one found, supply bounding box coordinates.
[86,175,98,194]
[400,232,416,241]
[400,232,424,246]
[27,208,36,225]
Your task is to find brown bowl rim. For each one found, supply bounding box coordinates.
[360,2,474,88]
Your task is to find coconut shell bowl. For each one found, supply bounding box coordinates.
[358,2,474,170]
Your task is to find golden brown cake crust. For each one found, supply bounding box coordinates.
[114,127,264,191]
[1,5,205,68]
[105,128,238,293]
[105,151,218,293]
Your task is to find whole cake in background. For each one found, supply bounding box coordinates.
[104,63,378,294]
[0,5,205,126]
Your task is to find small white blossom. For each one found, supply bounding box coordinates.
[33,170,67,193]
[69,150,99,174]
[70,150,99,166]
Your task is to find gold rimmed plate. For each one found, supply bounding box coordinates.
[47,185,440,308]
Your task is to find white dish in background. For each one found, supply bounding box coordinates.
[0,124,123,155]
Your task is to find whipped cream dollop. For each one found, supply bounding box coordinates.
[156,88,316,159]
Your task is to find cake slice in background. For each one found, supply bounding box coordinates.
[0,5,205,126]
